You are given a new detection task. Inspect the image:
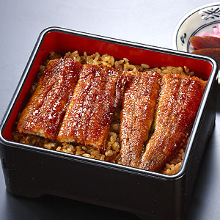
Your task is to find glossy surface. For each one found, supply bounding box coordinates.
[140,73,207,171]
[0,1,220,220]
[58,64,124,151]
[17,58,82,140]
[120,71,161,167]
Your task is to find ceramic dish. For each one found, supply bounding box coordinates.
[173,2,220,84]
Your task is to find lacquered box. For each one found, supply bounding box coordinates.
[0,27,218,220]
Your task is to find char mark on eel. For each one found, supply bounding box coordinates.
[139,73,207,172]
[17,58,83,140]
[119,71,162,167]
[57,64,126,152]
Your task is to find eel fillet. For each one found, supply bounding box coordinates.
[120,71,161,167]
[57,64,126,152]
[139,73,207,172]
[17,58,83,140]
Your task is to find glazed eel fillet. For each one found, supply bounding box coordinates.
[57,64,125,152]
[120,71,161,167]
[17,58,83,140]
[139,73,207,172]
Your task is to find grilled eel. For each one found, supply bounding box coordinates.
[17,58,83,140]
[139,73,207,172]
[119,71,161,167]
[57,64,126,152]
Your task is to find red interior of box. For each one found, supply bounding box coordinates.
[2,29,214,141]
